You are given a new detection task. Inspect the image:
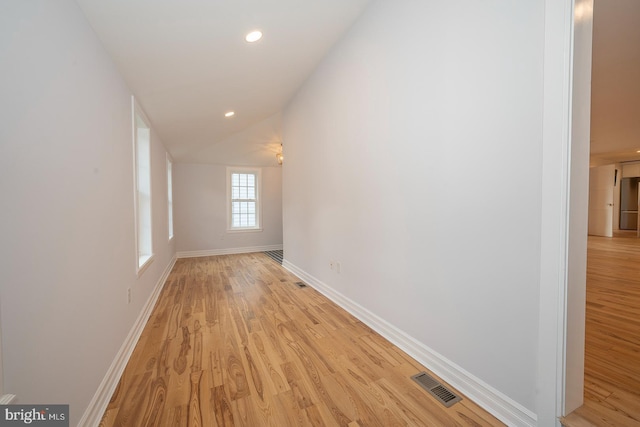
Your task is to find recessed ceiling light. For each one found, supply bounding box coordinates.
[245,30,263,43]
[225,111,235,118]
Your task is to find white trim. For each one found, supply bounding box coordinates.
[132,96,154,276]
[177,244,283,259]
[282,259,537,427]
[538,0,575,425]
[131,96,139,274]
[137,254,155,277]
[226,167,262,231]
[226,228,264,234]
[167,153,174,242]
[78,255,177,426]
[0,394,16,404]
[564,0,593,415]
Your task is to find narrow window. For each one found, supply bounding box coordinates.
[133,100,153,273]
[167,154,174,241]
[227,167,261,231]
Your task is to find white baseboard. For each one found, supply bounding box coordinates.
[282,259,537,427]
[78,255,177,426]
[0,394,16,404]
[176,244,283,258]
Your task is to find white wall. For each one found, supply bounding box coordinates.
[0,1,175,424]
[283,0,545,419]
[174,163,282,253]
[588,160,620,232]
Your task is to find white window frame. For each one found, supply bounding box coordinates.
[167,153,174,242]
[132,97,154,275]
[227,167,262,232]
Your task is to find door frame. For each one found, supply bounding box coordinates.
[538,0,592,425]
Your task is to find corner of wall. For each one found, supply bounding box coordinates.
[282,259,537,427]
[78,255,177,425]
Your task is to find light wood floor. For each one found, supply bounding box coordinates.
[100,253,503,426]
[562,233,640,427]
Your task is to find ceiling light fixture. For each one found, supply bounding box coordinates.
[224,111,235,118]
[245,30,263,43]
[276,144,283,165]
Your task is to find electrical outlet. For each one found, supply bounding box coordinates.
[127,288,132,304]
[330,261,335,270]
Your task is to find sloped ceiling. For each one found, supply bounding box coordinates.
[591,0,640,164]
[76,0,638,166]
[75,0,371,165]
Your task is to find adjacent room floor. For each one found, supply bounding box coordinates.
[99,253,503,426]
[563,233,640,426]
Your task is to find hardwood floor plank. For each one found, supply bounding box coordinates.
[166,405,188,427]
[101,252,502,426]
[230,395,265,427]
[211,385,233,427]
[111,371,152,426]
[273,390,314,427]
[564,234,640,427]
[281,361,317,410]
[223,331,250,401]
[305,404,337,427]
[98,408,118,427]
[187,371,203,427]
[374,377,453,426]
[247,332,289,395]
[139,377,167,427]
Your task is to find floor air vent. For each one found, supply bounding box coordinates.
[263,250,283,265]
[295,281,307,288]
[411,372,462,408]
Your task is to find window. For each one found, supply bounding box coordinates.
[227,167,261,231]
[167,154,174,241]
[133,99,153,273]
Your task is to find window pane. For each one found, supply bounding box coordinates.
[229,169,260,229]
[167,157,173,240]
[135,112,152,269]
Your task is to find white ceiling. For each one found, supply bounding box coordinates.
[591,0,640,163]
[75,0,371,165]
[76,0,639,166]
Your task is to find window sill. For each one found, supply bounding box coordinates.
[137,254,155,277]
[227,228,263,234]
